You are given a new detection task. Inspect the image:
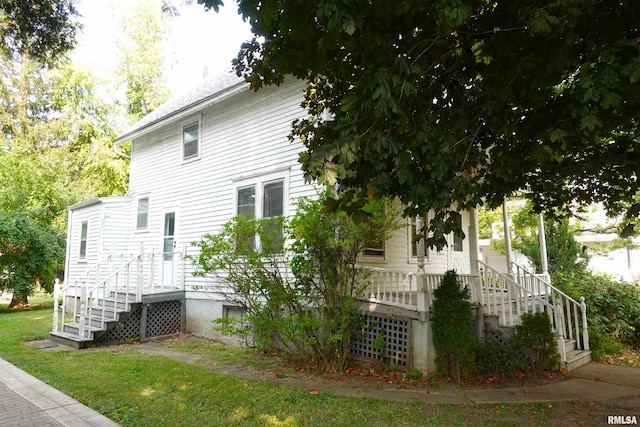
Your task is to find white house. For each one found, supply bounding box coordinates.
[52,73,591,375]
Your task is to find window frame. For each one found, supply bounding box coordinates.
[79,221,88,260]
[136,196,150,231]
[410,216,430,259]
[181,116,201,162]
[233,172,289,252]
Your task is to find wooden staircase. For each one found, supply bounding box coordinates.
[51,248,186,349]
[480,261,592,371]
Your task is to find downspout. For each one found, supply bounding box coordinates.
[113,141,131,159]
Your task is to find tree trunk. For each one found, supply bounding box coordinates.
[8,293,27,308]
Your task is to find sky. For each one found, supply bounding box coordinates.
[72,0,253,95]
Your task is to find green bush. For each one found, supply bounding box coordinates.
[588,325,626,361]
[432,270,476,381]
[554,272,640,348]
[191,190,401,372]
[476,341,528,378]
[511,312,560,371]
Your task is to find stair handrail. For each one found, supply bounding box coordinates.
[479,261,554,326]
[510,262,589,352]
[78,253,142,339]
[52,254,113,334]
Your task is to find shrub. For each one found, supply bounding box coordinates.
[476,341,528,378]
[191,190,401,372]
[554,272,640,348]
[432,270,476,381]
[511,312,560,371]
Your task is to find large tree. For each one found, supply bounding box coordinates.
[115,0,172,123]
[0,0,78,63]
[202,0,640,248]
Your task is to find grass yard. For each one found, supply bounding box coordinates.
[0,304,635,426]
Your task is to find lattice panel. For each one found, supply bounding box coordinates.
[146,300,181,338]
[96,300,182,346]
[98,305,142,344]
[351,313,411,369]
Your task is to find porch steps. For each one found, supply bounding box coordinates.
[50,293,139,349]
[486,307,592,372]
[564,339,592,371]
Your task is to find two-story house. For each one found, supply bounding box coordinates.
[51,73,590,375]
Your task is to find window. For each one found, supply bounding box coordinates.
[453,233,464,252]
[411,217,429,258]
[79,221,88,259]
[235,178,285,252]
[182,121,199,160]
[136,197,149,230]
[363,235,384,256]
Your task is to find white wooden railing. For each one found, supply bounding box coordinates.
[480,261,589,361]
[360,266,480,310]
[52,245,186,339]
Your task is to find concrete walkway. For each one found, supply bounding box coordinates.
[0,357,119,427]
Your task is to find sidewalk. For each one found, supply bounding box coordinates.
[0,357,119,427]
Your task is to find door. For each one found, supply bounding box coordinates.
[161,211,177,287]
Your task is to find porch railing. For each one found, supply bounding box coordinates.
[480,261,589,361]
[360,266,480,311]
[52,246,186,339]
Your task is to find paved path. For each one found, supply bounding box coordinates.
[0,357,119,427]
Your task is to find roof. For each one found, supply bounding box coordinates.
[68,195,131,211]
[114,72,246,145]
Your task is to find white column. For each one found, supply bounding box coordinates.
[538,213,549,276]
[468,207,479,275]
[416,215,425,274]
[502,199,513,276]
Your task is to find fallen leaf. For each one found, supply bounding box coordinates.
[310,390,320,395]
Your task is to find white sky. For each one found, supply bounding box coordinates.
[72,0,252,94]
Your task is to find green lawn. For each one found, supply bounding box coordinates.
[0,305,618,427]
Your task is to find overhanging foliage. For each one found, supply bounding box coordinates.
[201,0,640,249]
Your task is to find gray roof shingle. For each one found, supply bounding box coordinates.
[115,72,246,144]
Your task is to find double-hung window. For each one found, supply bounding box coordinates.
[411,217,429,258]
[235,177,285,252]
[79,221,88,260]
[136,197,149,230]
[182,120,200,161]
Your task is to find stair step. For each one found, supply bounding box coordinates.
[50,331,94,349]
[565,349,592,371]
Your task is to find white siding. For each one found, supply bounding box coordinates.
[126,79,318,293]
[65,197,130,286]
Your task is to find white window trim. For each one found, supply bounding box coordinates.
[181,115,201,163]
[408,215,431,264]
[79,221,88,260]
[135,195,150,232]
[232,171,290,219]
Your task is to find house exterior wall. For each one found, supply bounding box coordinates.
[65,197,130,287]
[63,76,478,366]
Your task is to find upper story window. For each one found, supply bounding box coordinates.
[136,197,149,230]
[182,121,200,161]
[79,221,88,259]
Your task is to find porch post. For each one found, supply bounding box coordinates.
[468,208,479,275]
[538,213,549,276]
[415,215,425,274]
[502,198,514,276]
